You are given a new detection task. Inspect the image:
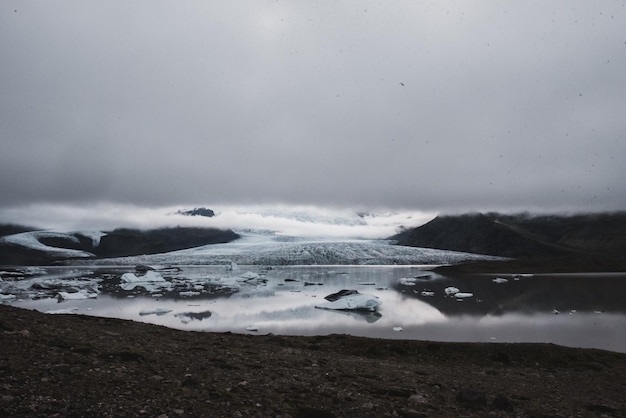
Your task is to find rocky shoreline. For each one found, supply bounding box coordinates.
[1,304,625,417]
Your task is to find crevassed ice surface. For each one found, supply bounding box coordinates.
[81,232,504,266]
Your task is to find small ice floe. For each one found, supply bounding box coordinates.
[0,293,16,302]
[421,291,435,297]
[454,292,474,299]
[228,261,240,272]
[245,325,258,332]
[552,309,560,314]
[139,308,172,316]
[569,310,577,315]
[57,290,98,301]
[315,289,381,312]
[178,291,201,297]
[120,271,171,292]
[46,307,79,314]
[240,271,259,280]
[399,277,417,286]
[444,286,460,296]
[392,326,404,332]
[492,277,509,284]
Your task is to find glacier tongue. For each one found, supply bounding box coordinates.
[85,231,504,266]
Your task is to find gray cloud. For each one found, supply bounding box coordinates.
[1,1,625,216]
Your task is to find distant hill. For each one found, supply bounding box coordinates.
[0,226,240,265]
[391,212,626,264]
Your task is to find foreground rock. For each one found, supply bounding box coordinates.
[1,305,624,417]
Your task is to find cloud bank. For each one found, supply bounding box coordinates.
[1,1,624,216]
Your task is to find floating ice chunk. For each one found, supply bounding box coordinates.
[492,277,509,284]
[120,271,170,292]
[552,309,560,314]
[139,308,172,316]
[228,261,239,271]
[399,277,417,286]
[421,291,435,297]
[57,290,98,300]
[46,307,79,314]
[179,291,201,297]
[454,292,474,299]
[0,293,16,301]
[392,326,404,332]
[444,287,460,296]
[240,271,259,280]
[246,325,258,332]
[315,290,381,312]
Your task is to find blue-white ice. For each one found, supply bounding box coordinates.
[89,231,503,266]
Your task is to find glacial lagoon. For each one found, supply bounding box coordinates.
[3,265,626,353]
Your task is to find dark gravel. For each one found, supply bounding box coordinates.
[1,304,625,417]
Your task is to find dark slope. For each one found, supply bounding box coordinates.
[0,227,240,266]
[391,212,626,271]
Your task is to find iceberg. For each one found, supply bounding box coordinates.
[315,289,381,312]
[139,308,172,316]
[46,307,79,314]
[57,290,98,300]
[444,287,460,296]
[0,293,16,302]
[120,271,171,292]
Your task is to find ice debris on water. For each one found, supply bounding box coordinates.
[178,291,201,297]
[393,326,404,332]
[139,308,172,316]
[120,271,172,292]
[492,277,509,284]
[315,289,381,312]
[420,291,435,297]
[57,290,98,301]
[246,325,258,332]
[454,292,474,299]
[399,277,417,286]
[444,287,460,296]
[46,307,79,315]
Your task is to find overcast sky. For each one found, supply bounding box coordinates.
[1,1,625,229]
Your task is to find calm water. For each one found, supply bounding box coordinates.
[6,265,626,353]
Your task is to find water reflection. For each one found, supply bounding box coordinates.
[4,265,626,353]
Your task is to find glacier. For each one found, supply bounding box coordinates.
[81,231,504,266]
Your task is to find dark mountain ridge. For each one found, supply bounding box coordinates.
[0,226,240,266]
[392,212,626,270]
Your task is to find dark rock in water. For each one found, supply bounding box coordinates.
[175,311,212,322]
[304,282,323,286]
[324,289,360,302]
[135,264,155,273]
[177,207,215,217]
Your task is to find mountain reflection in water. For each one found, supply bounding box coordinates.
[5,265,626,353]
